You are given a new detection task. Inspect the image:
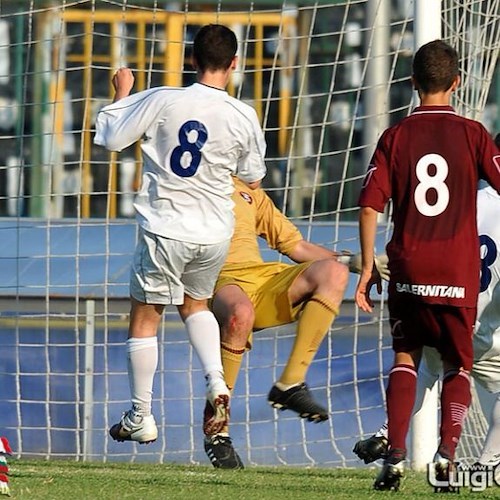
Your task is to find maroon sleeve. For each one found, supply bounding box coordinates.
[478,126,500,193]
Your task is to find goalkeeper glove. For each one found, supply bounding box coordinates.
[338,252,390,281]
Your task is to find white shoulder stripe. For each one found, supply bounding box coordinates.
[411,110,457,116]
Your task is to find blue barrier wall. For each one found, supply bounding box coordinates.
[0,219,391,299]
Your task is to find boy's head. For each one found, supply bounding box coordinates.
[412,40,459,94]
[192,24,238,73]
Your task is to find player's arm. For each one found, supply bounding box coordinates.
[255,188,389,278]
[244,179,262,190]
[287,239,339,263]
[94,69,162,152]
[355,131,392,306]
[479,127,500,193]
[255,188,335,261]
[355,206,381,313]
[236,168,265,191]
[287,237,389,280]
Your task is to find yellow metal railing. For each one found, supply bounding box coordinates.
[50,9,296,217]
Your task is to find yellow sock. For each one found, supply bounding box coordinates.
[219,341,245,435]
[279,295,338,386]
[221,341,246,391]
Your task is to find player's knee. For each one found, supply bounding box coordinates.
[227,302,255,337]
[323,259,349,291]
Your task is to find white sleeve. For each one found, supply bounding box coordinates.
[94,87,166,152]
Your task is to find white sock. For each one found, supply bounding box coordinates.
[126,336,158,416]
[184,310,224,376]
[479,393,500,465]
[375,421,388,439]
[274,381,300,391]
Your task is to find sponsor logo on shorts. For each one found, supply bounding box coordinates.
[396,282,465,298]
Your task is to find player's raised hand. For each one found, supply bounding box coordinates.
[112,67,135,102]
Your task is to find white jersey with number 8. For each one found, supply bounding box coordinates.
[475,186,500,363]
[94,82,267,244]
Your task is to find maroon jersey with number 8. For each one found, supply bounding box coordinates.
[359,105,500,307]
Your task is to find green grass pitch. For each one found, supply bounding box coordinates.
[5,460,499,499]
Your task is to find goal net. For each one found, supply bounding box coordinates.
[0,0,497,467]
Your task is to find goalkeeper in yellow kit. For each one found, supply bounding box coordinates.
[203,177,388,469]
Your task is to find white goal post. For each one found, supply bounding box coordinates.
[0,0,497,468]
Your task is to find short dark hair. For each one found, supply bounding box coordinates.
[495,133,500,149]
[412,40,459,94]
[192,24,238,72]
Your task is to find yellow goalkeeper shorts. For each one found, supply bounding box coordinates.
[215,261,314,347]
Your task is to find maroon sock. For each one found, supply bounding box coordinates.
[386,363,417,452]
[439,370,471,460]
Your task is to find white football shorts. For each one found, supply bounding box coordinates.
[130,228,230,305]
[473,355,500,394]
[421,346,500,394]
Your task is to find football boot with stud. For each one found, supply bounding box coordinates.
[268,382,328,423]
[109,409,158,444]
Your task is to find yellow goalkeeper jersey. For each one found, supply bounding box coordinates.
[222,177,303,268]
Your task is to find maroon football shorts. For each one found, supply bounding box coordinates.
[388,294,476,371]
